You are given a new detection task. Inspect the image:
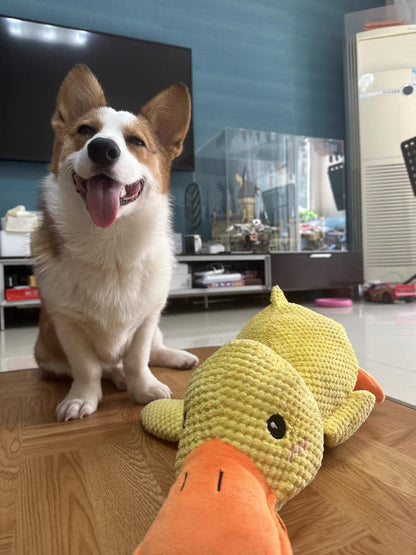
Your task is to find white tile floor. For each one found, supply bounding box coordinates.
[1,298,415,407]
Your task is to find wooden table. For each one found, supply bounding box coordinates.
[0,347,415,554]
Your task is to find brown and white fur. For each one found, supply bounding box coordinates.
[32,64,198,422]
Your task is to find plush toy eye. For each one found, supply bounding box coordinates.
[77,125,96,137]
[267,414,286,439]
[127,136,146,147]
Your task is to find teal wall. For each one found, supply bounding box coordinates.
[0,0,383,218]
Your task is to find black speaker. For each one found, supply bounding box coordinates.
[400,137,416,197]
[328,163,345,211]
[184,182,202,231]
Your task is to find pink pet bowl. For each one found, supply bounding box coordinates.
[315,298,353,308]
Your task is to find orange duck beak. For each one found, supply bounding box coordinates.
[135,439,292,555]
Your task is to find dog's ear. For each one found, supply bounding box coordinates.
[140,83,191,161]
[52,64,106,131]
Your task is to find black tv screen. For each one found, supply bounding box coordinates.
[0,16,194,170]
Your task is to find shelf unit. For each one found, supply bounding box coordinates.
[173,254,272,308]
[0,258,39,331]
[0,254,272,329]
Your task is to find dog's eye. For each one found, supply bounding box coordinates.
[127,136,146,147]
[77,125,96,138]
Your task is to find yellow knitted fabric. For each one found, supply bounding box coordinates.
[141,399,184,443]
[141,285,379,511]
[323,389,376,447]
[175,339,324,509]
[237,286,376,446]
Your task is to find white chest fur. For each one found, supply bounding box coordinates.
[34,173,174,349]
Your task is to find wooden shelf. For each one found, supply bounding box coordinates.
[169,285,267,297]
[172,255,271,307]
[0,257,39,329]
[1,299,41,308]
[177,254,269,262]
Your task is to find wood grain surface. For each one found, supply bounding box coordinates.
[0,346,414,555]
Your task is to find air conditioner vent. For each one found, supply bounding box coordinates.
[362,163,416,269]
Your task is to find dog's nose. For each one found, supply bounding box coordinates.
[88,138,121,166]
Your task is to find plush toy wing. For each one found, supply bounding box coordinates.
[321,368,385,448]
[322,389,376,448]
[141,399,184,442]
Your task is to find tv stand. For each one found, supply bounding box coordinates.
[0,251,363,328]
[172,254,272,309]
[0,254,272,327]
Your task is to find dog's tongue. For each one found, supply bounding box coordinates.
[86,175,123,228]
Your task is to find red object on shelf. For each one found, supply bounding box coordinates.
[363,19,405,31]
[5,287,40,301]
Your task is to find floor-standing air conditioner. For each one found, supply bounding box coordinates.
[356,25,416,282]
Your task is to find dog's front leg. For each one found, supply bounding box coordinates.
[123,313,171,404]
[53,315,103,421]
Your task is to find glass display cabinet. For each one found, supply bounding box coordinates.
[194,128,346,254]
[174,128,361,296]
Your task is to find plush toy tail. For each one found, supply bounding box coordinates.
[354,367,385,403]
[270,286,289,308]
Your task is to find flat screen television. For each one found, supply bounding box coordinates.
[0,15,194,170]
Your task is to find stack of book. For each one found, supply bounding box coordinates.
[194,272,245,289]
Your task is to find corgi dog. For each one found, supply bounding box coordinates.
[32,64,198,421]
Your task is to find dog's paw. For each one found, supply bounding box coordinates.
[129,374,172,405]
[150,348,199,370]
[56,395,99,422]
[170,350,199,370]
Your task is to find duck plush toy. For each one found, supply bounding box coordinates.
[137,287,384,554]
